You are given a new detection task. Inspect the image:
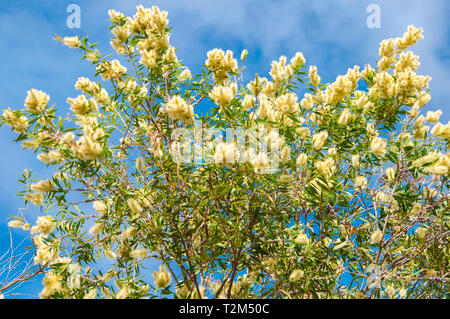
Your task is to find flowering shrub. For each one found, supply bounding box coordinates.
[1,5,449,299]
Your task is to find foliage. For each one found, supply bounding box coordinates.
[0,6,449,299]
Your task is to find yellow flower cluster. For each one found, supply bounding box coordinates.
[312,131,328,150]
[274,93,299,115]
[269,55,293,84]
[75,77,99,93]
[67,95,98,115]
[209,83,237,107]
[7,219,30,231]
[252,152,270,174]
[213,142,239,166]
[2,108,28,133]
[325,66,361,105]
[31,215,57,236]
[424,153,450,176]
[337,109,353,126]
[130,248,148,259]
[314,158,335,177]
[153,265,171,289]
[31,179,54,193]
[37,150,63,164]
[354,176,368,189]
[97,59,127,81]
[205,49,239,84]
[128,5,169,34]
[25,192,44,206]
[62,36,81,49]
[396,25,424,51]
[127,198,143,215]
[24,89,49,113]
[308,66,321,87]
[430,121,450,140]
[71,116,104,161]
[370,135,387,156]
[166,95,194,123]
[39,271,63,299]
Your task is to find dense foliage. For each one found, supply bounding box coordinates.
[1,6,448,299]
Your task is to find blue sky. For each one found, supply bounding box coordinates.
[1,0,449,298]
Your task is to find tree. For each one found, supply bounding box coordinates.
[0,5,448,299]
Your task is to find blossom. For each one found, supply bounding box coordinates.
[67,95,90,115]
[312,131,328,150]
[337,109,353,126]
[240,49,248,62]
[294,232,309,245]
[178,69,192,82]
[84,289,97,299]
[386,167,396,182]
[8,219,23,229]
[63,36,81,49]
[72,135,102,161]
[396,25,423,51]
[296,153,308,167]
[214,142,239,166]
[166,95,194,123]
[130,248,148,259]
[370,136,387,156]
[39,271,63,299]
[370,229,383,244]
[116,285,131,299]
[290,52,305,69]
[289,269,305,281]
[426,110,442,123]
[300,93,314,110]
[163,46,178,63]
[25,89,49,113]
[136,157,145,170]
[2,108,28,133]
[25,193,44,206]
[241,95,255,108]
[354,176,368,189]
[89,222,104,235]
[205,48,225,71]
[108,9,125,23]
[104,249,116,260]
[153,265,171,289]
[93,200,108,215]
[270,55,293,83]
[209,84,236,107]
[31,216,56,236]
[416,227,427,240]
[314,158,335,177]
[279,174,293,183]
[31,180,53,193]
[275,93,299,115]
[252,152,270,174]
[97,59,127,81]
[308,66,321,87]
[127,198,143,215]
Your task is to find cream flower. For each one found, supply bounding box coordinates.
[166,95,194,123]
[209,84,236,107]
[153,265,171,289]
[25,89,50,113]
[63,36,81,49]
[354,176,368,189]
[312,131,328,150]
[370,136,387,156]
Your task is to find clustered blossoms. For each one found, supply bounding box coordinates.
[1,6,448,300]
